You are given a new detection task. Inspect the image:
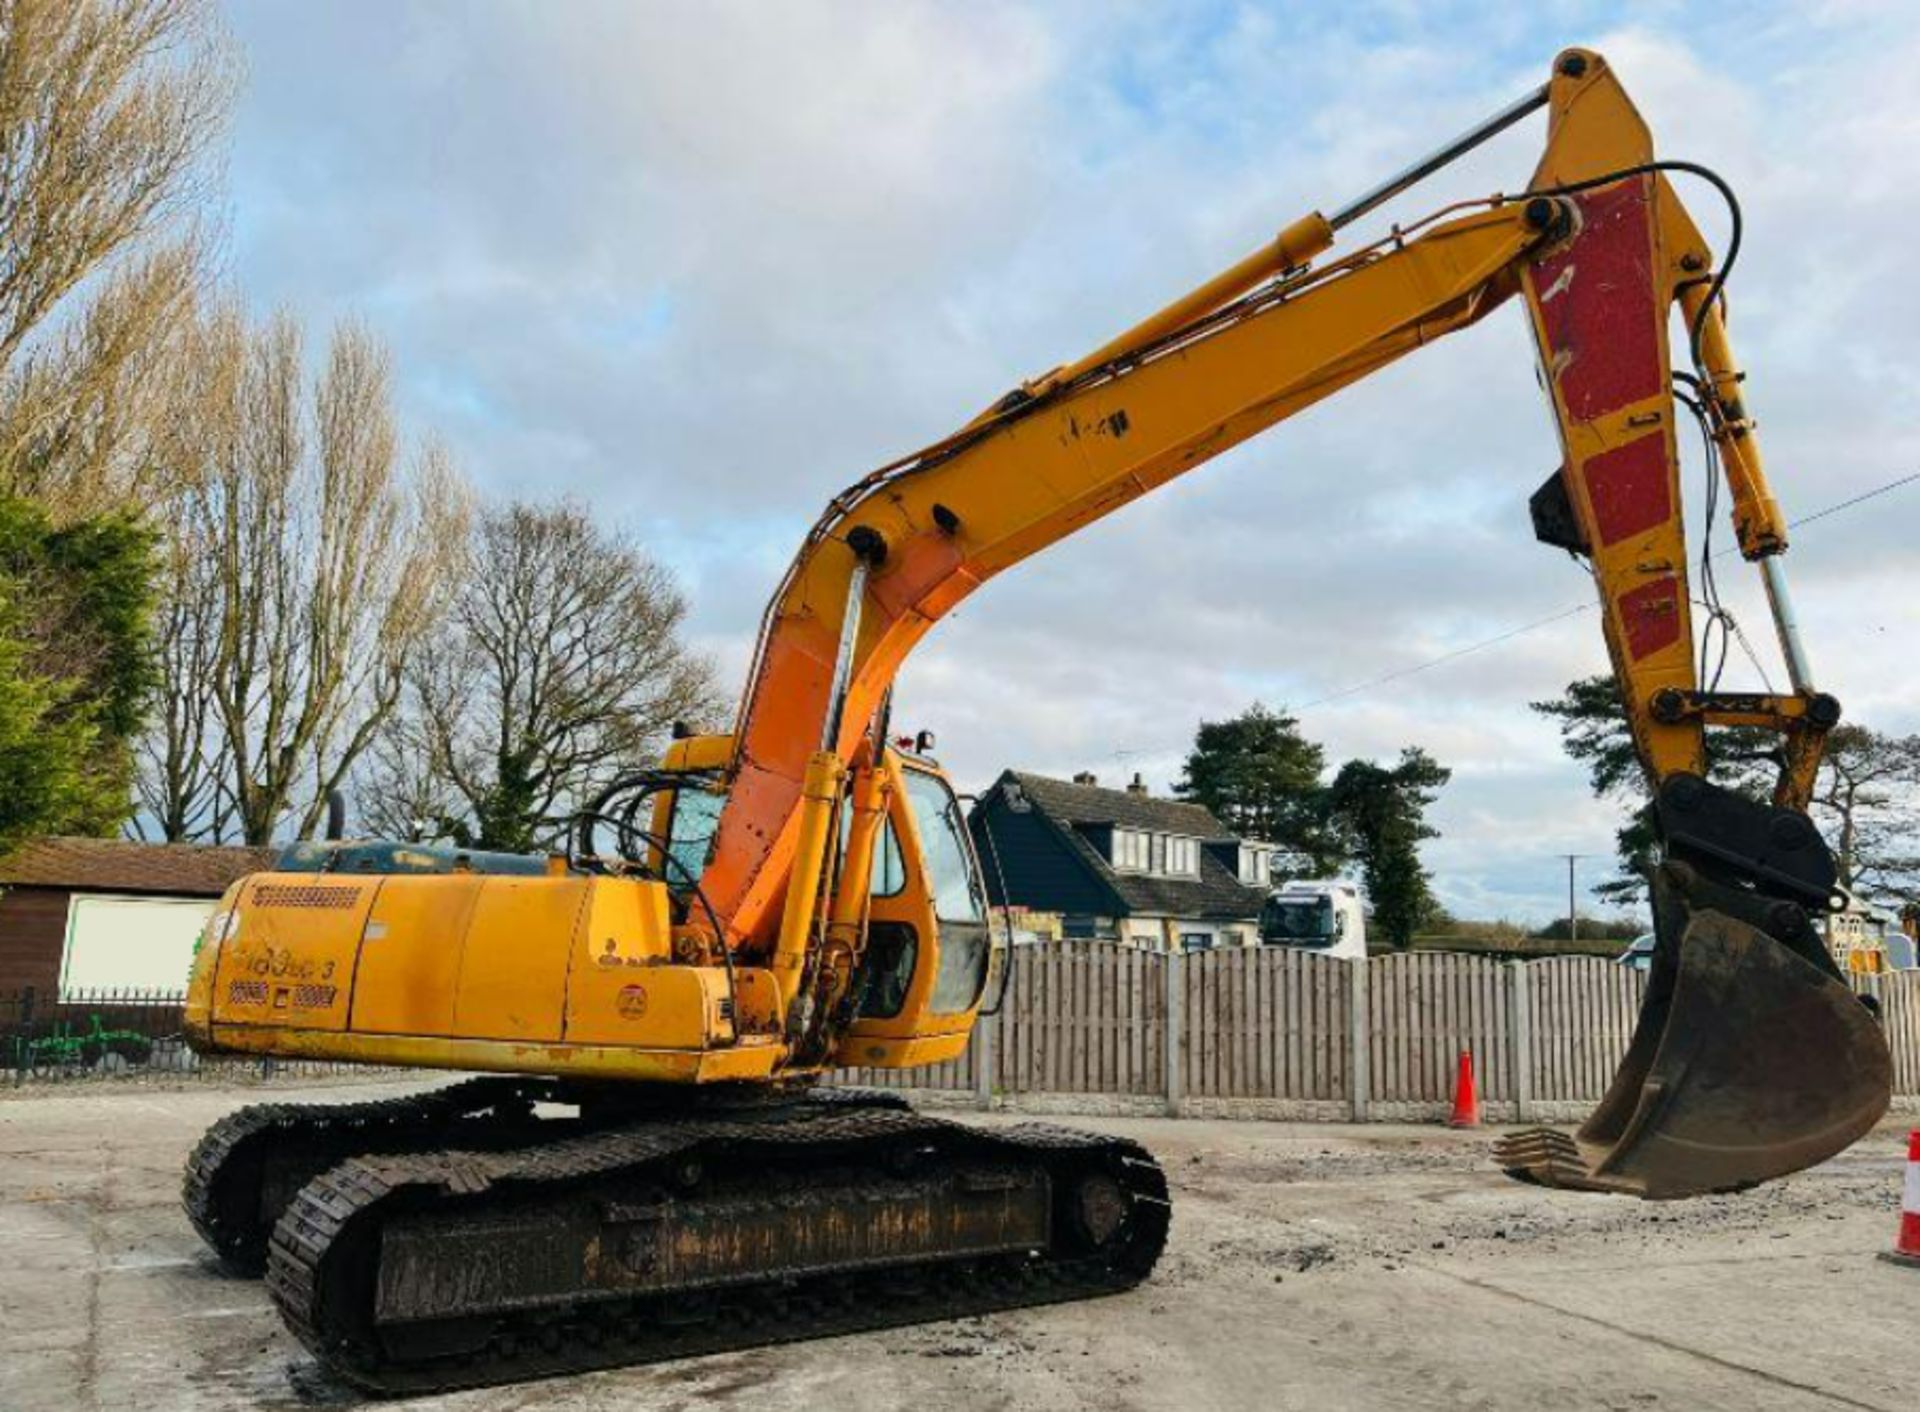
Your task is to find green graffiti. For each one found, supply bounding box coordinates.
[9,1013,153,1070]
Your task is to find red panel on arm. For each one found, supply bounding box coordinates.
[1618,574,1683,660]
[1582,434,1673,547]
[1531,180,1662,421]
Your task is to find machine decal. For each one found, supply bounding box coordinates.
[1618,574,1683,659]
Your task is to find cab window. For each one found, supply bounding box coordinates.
[871,818,906,897]
[903,770,983,923]
[903,768,990,1014]
[841,800,907,898]
[664,787,723,884]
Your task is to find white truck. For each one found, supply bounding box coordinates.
[1259,879,1367,960]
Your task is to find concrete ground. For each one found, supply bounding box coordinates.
[1,1077,1915,1412]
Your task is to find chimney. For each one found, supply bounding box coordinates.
[1072,771,1098,787]
[1127,772,1149,796]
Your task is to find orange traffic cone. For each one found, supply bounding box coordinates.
[1883,1129,1920,1269]
[1448,1048,1480,1129]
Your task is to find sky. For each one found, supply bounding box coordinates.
[215,0,1920,923]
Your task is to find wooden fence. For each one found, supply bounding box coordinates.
[1857,967,1920,1097]
[1183,947,1348,1106]
[8,953,1913,1117]
[835,942,1920,1122]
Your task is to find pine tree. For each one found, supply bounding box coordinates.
[1325,747,1450,949]
[1177,703,1343,871]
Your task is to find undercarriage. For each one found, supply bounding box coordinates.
[184,1083,1170,1394]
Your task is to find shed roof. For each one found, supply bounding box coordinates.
[0,837,278,897]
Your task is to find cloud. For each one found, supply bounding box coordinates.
[220,1,1920,921]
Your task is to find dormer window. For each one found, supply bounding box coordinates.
[1165,836,1197,876]
[1238,845,1270,887]
[1111,829,1198,877]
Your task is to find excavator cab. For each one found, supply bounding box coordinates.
[585,730,1002,1073]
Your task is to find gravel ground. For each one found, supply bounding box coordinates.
[1,1076,1915,1411]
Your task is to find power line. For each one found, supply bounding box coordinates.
[1114,467,1919,763]
[1297,601,1593,709]
[1787,470,1920,530]
[1298,467,1917,711]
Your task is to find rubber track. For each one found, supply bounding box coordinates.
[182,1076,540,1274]
[184,1080,907,1276]
[266,1101,1170,1395]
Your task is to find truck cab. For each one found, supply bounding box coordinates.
[1259,880,1367,960]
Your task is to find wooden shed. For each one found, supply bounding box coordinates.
[0,838,278,998]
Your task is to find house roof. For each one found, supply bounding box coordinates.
[991,772,1267,923]
[0,837,279,897]
[1002,771,1230,839]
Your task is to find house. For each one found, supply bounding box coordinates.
[1825,889,1915,973]
[968,770,1277,951]
[0,838,278,998]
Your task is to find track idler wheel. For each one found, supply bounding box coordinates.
[1496,862,1892,1199]
[1068,1171,1130,1248]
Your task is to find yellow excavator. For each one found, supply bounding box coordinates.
[180,49,1891,1393]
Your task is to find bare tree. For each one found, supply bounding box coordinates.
[139,311,470,844]
[130,303,240,839]
[356,720,463,844]
[134,516,230,839]
[364,502,722,852]
[0,0,235,515]
[1811,724,1920,904]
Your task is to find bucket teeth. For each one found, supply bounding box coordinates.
[1493,1128,1617,1193]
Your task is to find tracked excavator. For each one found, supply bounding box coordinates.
[179,49,1892,1392]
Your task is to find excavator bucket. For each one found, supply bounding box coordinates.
[1496,863,1892,1199]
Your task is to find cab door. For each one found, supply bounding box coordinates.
[899,765,993,1016]
[842,756,993,1060]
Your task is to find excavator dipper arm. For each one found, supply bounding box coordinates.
[1492,54,1888,1195]
[708,48,1890,1198]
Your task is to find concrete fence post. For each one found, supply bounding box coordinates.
[1509,961,1534,1123]
[1348,957,1370,1122]
[1165,950,1185,1117]
[974,1009,995,1111]
[12,985,33,1085]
